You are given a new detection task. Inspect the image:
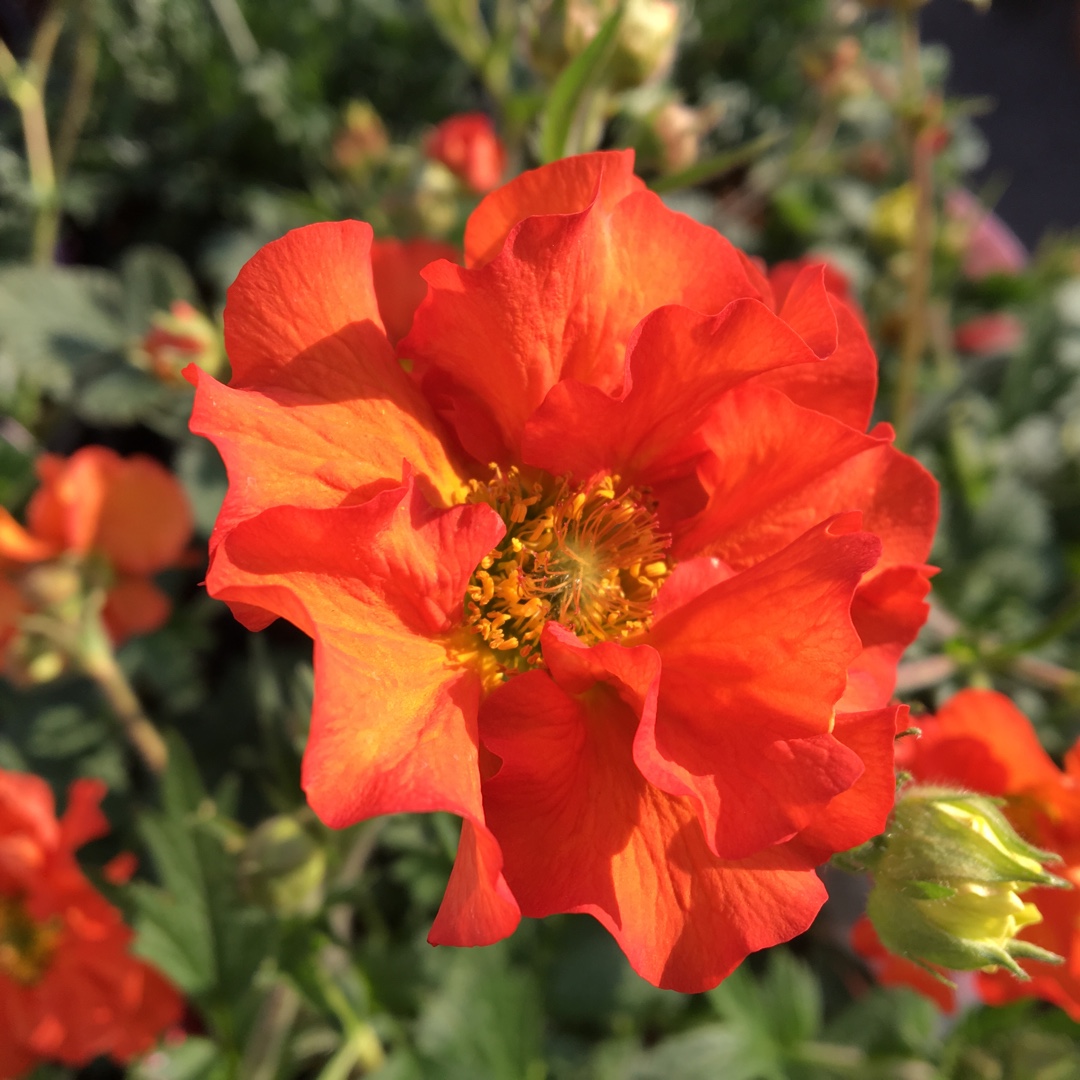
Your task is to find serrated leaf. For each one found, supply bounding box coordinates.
[0,265,125,397]
[75,367,174,426]
[537,3,623,163]
[761,949,822,1049]
[621,1025,777,1080]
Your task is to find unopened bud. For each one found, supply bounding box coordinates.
[332,100,390,176]
[608,0,680,90]
[134,301,223,384]
[866,788,1068,977]
[240,815,326,916]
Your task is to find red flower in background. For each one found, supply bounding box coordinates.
[889,689,1080,1019]
[0,770,182,1077]
[188,151,937,990]
[0,447,193,661]
[424,113,507,193]
[953,312,1025,357]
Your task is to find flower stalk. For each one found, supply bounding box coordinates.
[892,7,935,447]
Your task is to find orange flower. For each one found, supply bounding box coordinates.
[424,113,507,193]
[0,769,183,1077]
[0,447,194,664]
[896,689,1080,1019]
[188,151,938,990]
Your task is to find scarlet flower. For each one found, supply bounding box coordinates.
[953,312,1025,357]
[892,689,1080,1019]
[188,151,938,990]
[424,113,507,193]
[0,447,194,664]
[0,769,183,1077]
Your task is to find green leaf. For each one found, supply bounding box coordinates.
[621,1026,777,1080]
[761,949,822,1048]
[0,265,126,398]
[131,1036,228,1080]
[537,3,624,163]
[120,245,199,337]
[648,130,787,195]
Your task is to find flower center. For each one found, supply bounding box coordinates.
[0,894,61,986]
[459,467,669,680]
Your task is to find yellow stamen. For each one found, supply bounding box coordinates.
[0,894,61,985]
[451,467,670,683]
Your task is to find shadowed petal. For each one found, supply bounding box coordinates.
[640,515,881,858]
[479,626,827,992]
[521,301,824,483]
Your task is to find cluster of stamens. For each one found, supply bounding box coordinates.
[459,467,670,679]
[0,894,61,986]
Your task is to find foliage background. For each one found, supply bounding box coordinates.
[2,0,1080,1077]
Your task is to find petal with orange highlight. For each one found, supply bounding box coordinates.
[676,386,938,571]
[521,301,823,483]
[0,508,57,564]
[479,627,826,992]
[464,149,644,267]
[640,515,881,858]
[188,222,463,545]
[403,191,765,458]
[370,238,460,346]
[210,477,504,831]
[429,818,521,947]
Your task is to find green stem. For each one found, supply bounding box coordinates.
[892,7,934,448]
[0,5,66,263]
[78,627,169,775]
[53,3,100,182]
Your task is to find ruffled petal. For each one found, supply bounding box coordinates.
[639,515,881,858]
[840,566,933,711]
[675,386,938,571]
[463,149,644,268]
[789,706,903,862]
[521,300,824,483]
[402,189,765,460]
[906,688,1062,795]
[210,476,504,831]
[188,222,464,546]
[370,237,460,345]
[479,626,826,992]
[753,298,876,431]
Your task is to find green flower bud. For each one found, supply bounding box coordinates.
[240,814,326,917]
[866,787,1069,977]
